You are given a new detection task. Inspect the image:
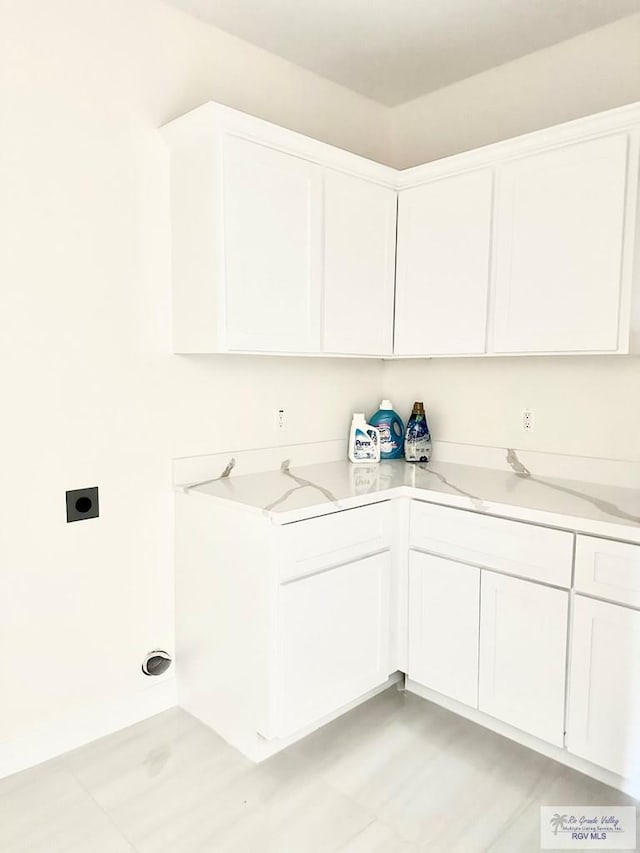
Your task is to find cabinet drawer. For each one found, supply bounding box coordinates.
[410,501,573,587]
[575,535,640,607]
[278,502,392,582]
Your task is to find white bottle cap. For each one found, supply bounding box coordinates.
[352,412,366,422]
[380,400,393,410]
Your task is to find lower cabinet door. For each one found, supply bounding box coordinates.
[271,552,391,738]
[408,551,480,706]
[479,571,568,746]
[567,596,640,777]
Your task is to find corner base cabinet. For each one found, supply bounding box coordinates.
[175,493,394,762]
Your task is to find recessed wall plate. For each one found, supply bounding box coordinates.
[66,487,99,522]
[142,650,172,677]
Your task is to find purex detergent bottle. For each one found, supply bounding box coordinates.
[348,413,380,464]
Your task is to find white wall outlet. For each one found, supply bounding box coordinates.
[521,409,535,431]
[275,407,286,432]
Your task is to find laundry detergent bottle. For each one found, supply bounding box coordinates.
[369,400,405,460]
[404,401,432,463]
[348,413,380,464]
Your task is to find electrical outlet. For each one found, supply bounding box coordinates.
[521,410,535,431]
[275,408,286,432]
[66,486,99,522]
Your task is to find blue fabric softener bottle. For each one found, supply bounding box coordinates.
[404,401,432,463]
[369,400,405,460]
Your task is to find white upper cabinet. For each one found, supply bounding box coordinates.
[395,169,493,356]
[164,101,640,358]
[162,102,396,355]
[491,133,633,354]
[323,170,396,355]
[223,136,323,353]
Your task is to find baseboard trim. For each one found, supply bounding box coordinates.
[207,672,405,764]
[406,679,640,799]
[0,679,177,781]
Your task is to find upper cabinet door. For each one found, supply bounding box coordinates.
[492,134,630,354]
[323,171,396,355]
[222,135,323,352]
[394,169,493,356]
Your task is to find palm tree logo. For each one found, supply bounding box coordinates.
[550,814,569,835]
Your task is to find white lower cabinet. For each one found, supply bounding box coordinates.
[270,552,391,739]
[574,535,640,609]
[408,551,480,706]
[479,571,568,746]
[179,485,640,789]
[567,596,640,777]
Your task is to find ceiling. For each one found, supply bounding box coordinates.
[164,0,639,105]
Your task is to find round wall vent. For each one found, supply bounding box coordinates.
[142,650,172,677]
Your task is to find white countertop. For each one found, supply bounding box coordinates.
[182,452,640,543]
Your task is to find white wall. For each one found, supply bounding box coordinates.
[390,12,640,167]
[385,13,640,463]
[3,0,640,775]
[0,0,386,768]
[383,356,640,462]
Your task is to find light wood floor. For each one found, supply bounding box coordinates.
[1,687,637,852]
